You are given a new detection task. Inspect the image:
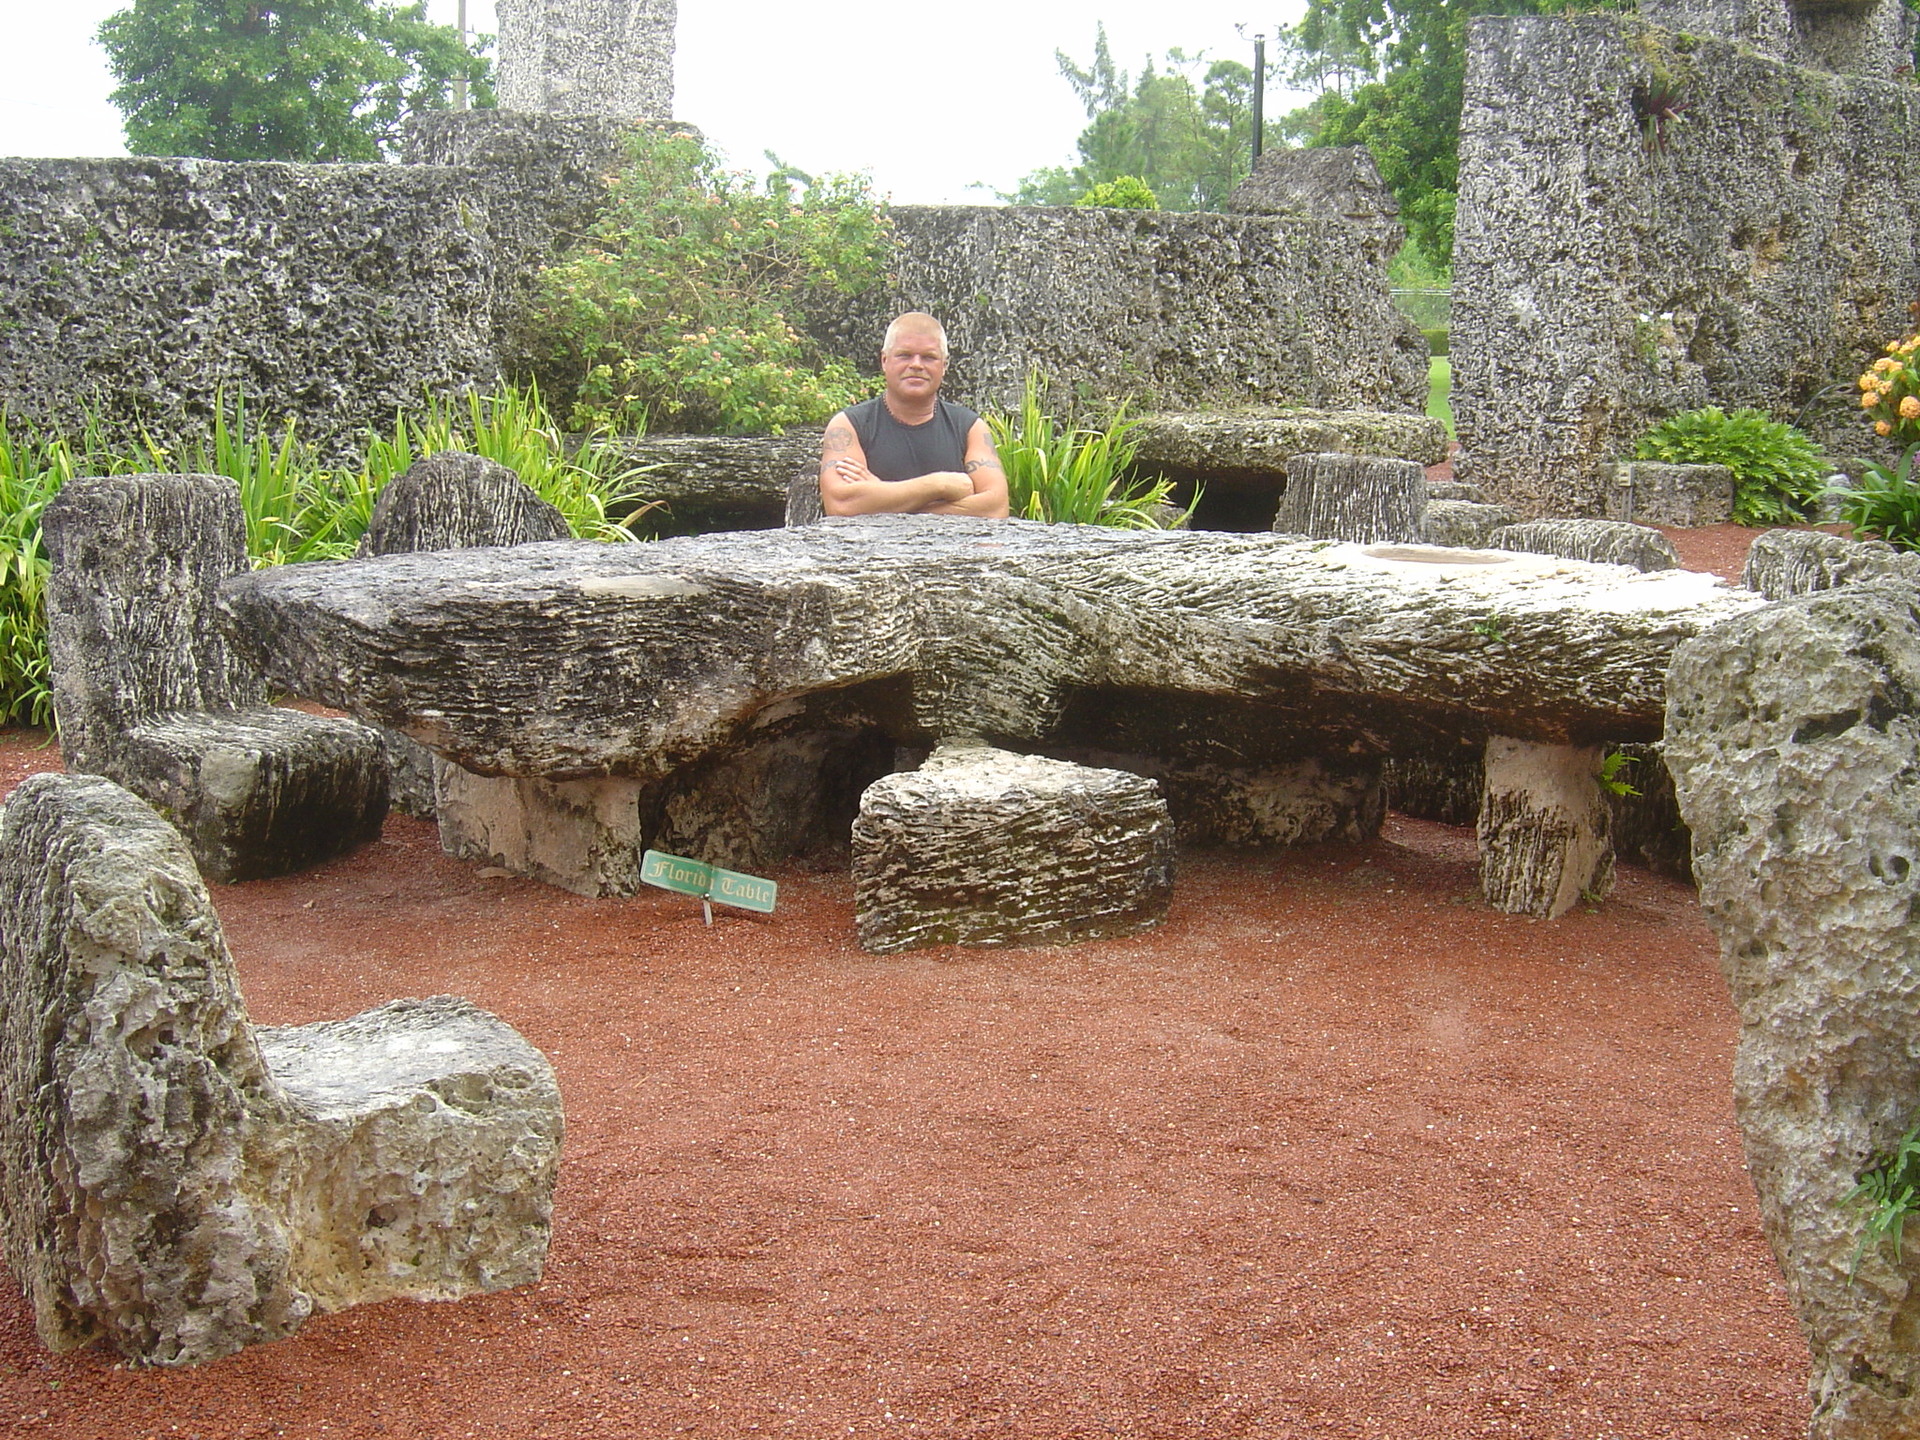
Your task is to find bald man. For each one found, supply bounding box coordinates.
[817,313,1011,517]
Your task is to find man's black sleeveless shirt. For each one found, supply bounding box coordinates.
[845,396,978,482]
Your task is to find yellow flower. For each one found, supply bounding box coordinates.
[1900,396,1920,420]
[1879,420,1894,435]
[1864,391,1881,408]
[1876,358,1900,373]
[1864,373,1882,390]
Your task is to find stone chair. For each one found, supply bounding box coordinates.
[0,772,563,1367]
[357,451,572,815]
[42,473,390,881]
[357,450,572,558]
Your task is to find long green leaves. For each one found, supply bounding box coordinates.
[0,386,654,730]
[0,416,70,727]
[986,376,1191,529]
[1848,1116,1920,1278]
[1827,445,1920,552]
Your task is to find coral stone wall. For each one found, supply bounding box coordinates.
[1453,15,1920,518]
[1641,0,1916,76]
[0,116,1426,452]
[0,158,498,457]
[859,206,1428,416]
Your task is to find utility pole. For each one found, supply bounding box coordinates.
[454,0,469,111]
[1236,25,1267,166]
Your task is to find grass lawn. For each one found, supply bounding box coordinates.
[1428,356,1454,437]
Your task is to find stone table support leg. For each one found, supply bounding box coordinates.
[434,761,647,898]
[1476,736,1614,918]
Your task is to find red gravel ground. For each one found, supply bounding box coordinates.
[0,528,1816,1439]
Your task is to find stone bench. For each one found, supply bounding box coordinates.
[0,773,562,1367]
[851,744,1174,952]
[1489,518,1680,572]
[1740,526,1920,600]
[1129,409,1449,532]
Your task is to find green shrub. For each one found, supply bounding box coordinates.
[987,375,1190,528]
[1827,444,1920,551]
[523,127,891,435]
[1074,176,1160,210]
[1633,407,1827,526]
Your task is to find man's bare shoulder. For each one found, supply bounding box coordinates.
[821,412,857,458]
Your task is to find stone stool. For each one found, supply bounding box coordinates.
[851,743,1175,953]
[1273,452,1428,543]
[1489,518,1680,572]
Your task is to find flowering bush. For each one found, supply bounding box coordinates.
[521,127,892,435]
[1858,332,1920,445]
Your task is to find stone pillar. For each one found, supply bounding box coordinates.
[1665,587,1920,1439]
[434,762,647,897]
[496,0,676,121]
[1272,453,1427,543]
[1476,736,1613,917]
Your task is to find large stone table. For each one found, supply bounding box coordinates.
[224,516,1764,914]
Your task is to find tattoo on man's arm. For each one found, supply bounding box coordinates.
[822,422,854,459]
[965,458,1000,474]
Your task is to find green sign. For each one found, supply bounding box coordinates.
[640,850,777,914]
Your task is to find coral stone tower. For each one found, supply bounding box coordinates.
[495,0,676,121]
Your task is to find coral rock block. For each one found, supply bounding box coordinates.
[852,745,1174,954]
[1666,587,1920,1439]
[0,774,561,1367]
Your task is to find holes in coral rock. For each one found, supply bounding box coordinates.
[1793,709,1862,743]
[1870,854,1911,883]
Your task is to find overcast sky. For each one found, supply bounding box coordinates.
[0,1,1313,204]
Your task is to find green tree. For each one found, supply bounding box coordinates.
[1009,26,1254,212]
[1275,0,1627,269]
[98,0,491,162]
